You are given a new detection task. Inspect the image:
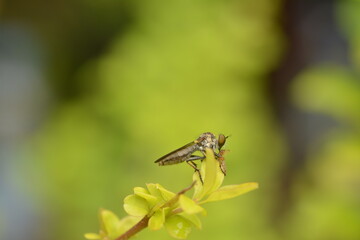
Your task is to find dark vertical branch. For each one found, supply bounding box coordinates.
[267,0,347,226]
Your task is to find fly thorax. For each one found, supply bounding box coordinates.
[197,132,218,152]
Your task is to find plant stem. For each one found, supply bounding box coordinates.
[115,182,196,240]
[115,216,149,240]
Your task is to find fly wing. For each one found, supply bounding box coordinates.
[154,141,198,165]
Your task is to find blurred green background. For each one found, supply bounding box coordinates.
[1,0,359,240]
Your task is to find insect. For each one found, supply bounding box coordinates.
[217,134,229,176]
[154,132,229,182]
[217,149,229,176]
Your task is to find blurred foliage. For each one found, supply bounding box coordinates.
[290,66,360,240]
[287,1,360,239]
[337,0,360,69]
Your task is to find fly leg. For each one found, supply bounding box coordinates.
[186,155,205,184]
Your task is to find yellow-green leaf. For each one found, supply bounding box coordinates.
[134,187,158,206]
[179,195,205,215]
[133,187,148,194]
[178,212,202,229]
[157,184,176,201]
[148,208,165,230]
[210,159,225,193]
[202,149,218,195]
[200,182,259,204]
[193,149,224,200]
[123,194,150,216]
[165,215,192,239]
[98,210,143,239]
[84,233,101,239]
[192,169,204,201]
[100,209,122,238]
[117,215,143,236]
[146,183,167,202]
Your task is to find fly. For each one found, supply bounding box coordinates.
[154,132,229,182]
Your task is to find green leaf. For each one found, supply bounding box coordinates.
[208,161,225,195]
[200,182,259,204]
[178,212,202,229]
[193,149,224,200]
[133,187,149,194]
[134,187,158,206]
[84,233,101,239]
[157,184,176,201]
[165,215,192,239]
[202,149,218,195]
[146,183,168,202]
[192,171,204,200]
[292,66,360,121]
[148,208,165,230]
[98,214,142,239]
[179,195,205,215]
[100,209,123,239]
[146,183,178,213]
[123,194,150,216]
[117,215,143,236]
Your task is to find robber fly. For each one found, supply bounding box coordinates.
[154,132,229,182]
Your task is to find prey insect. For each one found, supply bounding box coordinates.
[217,149,229,176]
[217,133,229,176]
[154,132,229,183]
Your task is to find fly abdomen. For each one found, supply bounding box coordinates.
[155,143,198,166]
[157,155,187,165]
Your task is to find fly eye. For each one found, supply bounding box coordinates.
[218,134,227,150]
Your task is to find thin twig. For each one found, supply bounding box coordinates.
[116,216,149,240]
[115,181,196,240]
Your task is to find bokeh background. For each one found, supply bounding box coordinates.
[1,0,360,240]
